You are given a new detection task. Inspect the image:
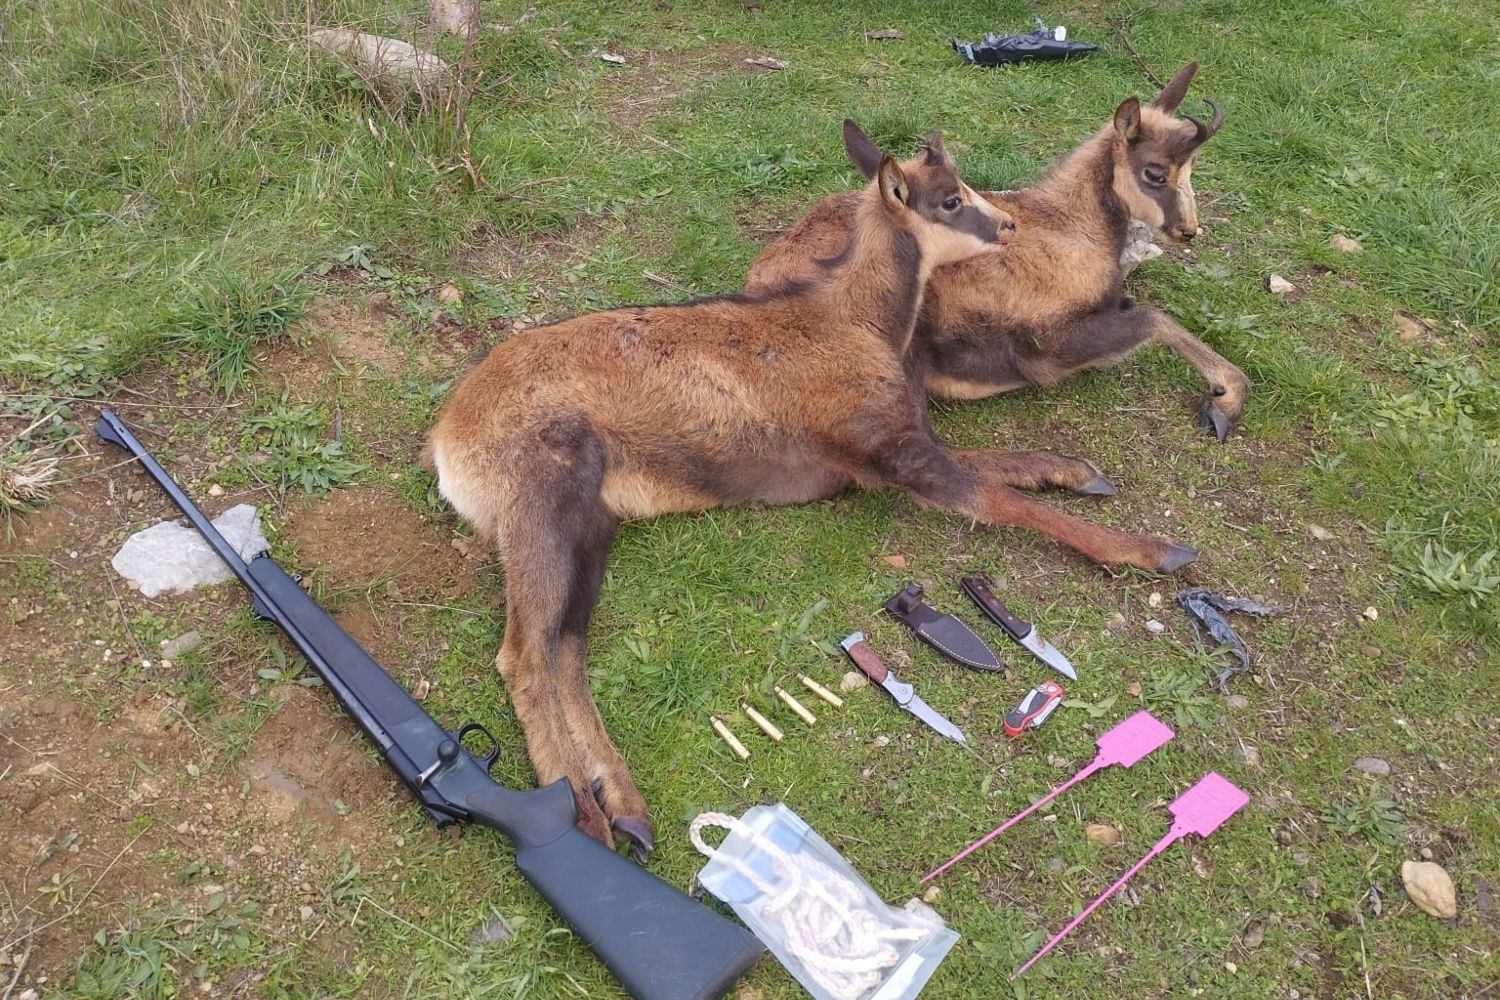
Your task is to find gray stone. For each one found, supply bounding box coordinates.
[112,504,269,597]
[1354,756,1391,777]
[160,630,203,659]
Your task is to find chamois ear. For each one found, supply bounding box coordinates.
[1113,97,1142,142]
[843,119,885,181]
[876,155,910,211]
[921,132,953,169]
[1150,61,1199,114]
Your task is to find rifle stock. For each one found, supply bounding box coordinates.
[94,409,763,1000]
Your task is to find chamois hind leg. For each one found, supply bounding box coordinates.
[950,448,1116,496]
[553,509,653,860]
[836,422,1195,572]
[489,419,638,850]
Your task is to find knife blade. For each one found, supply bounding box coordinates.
[840,632,966,745]
[959,574,1077,680]
[883,581,1003,672]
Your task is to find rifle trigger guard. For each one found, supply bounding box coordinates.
[455,721,502,774]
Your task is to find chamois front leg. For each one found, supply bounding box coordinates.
[950,448,1117,496]
[839,428,1196,573]
[1145,311,1251,441]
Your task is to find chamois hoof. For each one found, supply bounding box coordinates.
[1197,398,1233,442]
[612,815,655,863]
[1079,474,1117,497]
[1158,542,1199,574]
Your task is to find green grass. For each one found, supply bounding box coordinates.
[4,0,1498,997]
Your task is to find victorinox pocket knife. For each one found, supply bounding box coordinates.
[840,632,966,745]
[960,574,1077,680]
[883,581,1003,672]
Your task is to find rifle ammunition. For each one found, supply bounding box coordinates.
[797,673,843,708]
[742,703,784,743]
[774,686,817,725]
[710,716,750,759]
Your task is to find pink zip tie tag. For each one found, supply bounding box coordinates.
[922,711,1174,883]
[1011,772,1250,979]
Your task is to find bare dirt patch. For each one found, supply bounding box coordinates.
[595,44,762,129]
[259,296,408,400]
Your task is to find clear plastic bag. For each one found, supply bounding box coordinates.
[692,804,958,1000]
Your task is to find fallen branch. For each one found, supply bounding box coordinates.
[1110,6,1163,87]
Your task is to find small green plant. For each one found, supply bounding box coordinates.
[170,268,309,392]
[72,896,262,999]
[1400,543,1498,608]
[315,244,394,279]
[244,402,366,496]
[1144,666,1215,729]
[1321,788,1405,845]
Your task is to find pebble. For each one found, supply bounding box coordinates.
[1237,743,1261,768]
[1420,847,1433,860]
[1085,823,1121,846]
[1362,606,1379,621]
[839,671,868,692]
[160,630,203,660]
[1226,694,1249,710]
[1331,234,1364,254]
[248,844,267,856]
[1354,756,1391,777]
[1144,618,1166,634]
[437,282,463,304]
[1307,523,1332,541]
[1267,274,1294,295]
[298,905,315,922]
[1360,644,1381,658]
[1225,961,1238,974]
[922,885,942,903]
[1147,592,1163,609]
[1106,611,1127,627]
[1242,923,1265,949]
[207,484,225,497]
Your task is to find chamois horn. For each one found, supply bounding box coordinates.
[1184,99,1223,144]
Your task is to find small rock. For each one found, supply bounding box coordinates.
[1266,274,1294,295]
[1393,311,1429,342]
[1144,618,1166,634]
[160,630,203,660]
[248,844,267,856]
[1330,234,1363,254]
[1307,523,1332,541]
[1225,961,1238,974]
[437,282,462,304]
[1226,694,1249,709]
[1106,611,1127,627]
[19,991,39,1000]
[1147,592,1163,609]
[207,483,225,497]
[596,50,626,64]
[1085,823,1121,846]
[871,734,890,748]
[1127,681,1143,698]
[468,918,513,946]
[298,905,315,922]
[839,671,868,692]
[411,678,431,701]
[1362,606,1379,621]
[1402,860,1457,919]
[1242,922,1265,949]
[1360,644,1381,658]
[1420,847,1433,860]
[743,56,787,71]
[1354,756,1391,777]
[864,27,905,40]
[879,553,907,569]
[922,885,942,903]
[1237,743,1261,768]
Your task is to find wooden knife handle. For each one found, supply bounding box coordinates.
[961,574,1029,640]
[841,635,888,684]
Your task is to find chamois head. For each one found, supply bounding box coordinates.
[843,119,1013,267]
[1109,62,1223,243]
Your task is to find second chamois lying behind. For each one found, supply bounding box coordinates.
[428,122,1196,856]
[746,62,1251,443]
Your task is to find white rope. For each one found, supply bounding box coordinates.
[690,812,927,1000]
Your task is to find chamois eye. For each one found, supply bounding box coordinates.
[1143,166,1167,186]
[941,195,962,211]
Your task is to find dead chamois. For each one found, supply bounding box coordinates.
[428,122,1194,857]
[747,62,1250,442]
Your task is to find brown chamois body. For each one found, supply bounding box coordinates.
[428,123,1194,856]
[747,63,1251,443]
